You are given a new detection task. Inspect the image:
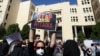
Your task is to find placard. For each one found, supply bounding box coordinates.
[6,33,22,45]
[31,12,56,31]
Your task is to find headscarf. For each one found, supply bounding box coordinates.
[63,40,80,56]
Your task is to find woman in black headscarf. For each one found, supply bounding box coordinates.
[63,40,80,56]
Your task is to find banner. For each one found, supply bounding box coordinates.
[31,12,56,31]
[6,33,23,45]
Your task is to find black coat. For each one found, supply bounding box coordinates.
[63,40,80,56]
[9,46,24,56]
[0,43,9,56]
[8,46,30,56]
[28,42,54,56]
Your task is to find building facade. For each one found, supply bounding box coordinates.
[0,0,21,28]
[0,0,97,41]
[16,1,35,30]
[35,0,96,41]
[0,0,35,29]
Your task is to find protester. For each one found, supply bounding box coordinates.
[33,34,41,50]
[81,44,87,56]
[96,44,100,56]
[54,39,63,56]
[90,44,96,56]
[28,28,56,56]
[86,48,92,56]
[78,44,84,56]
[7,40,24,56]
[63,40,80,56]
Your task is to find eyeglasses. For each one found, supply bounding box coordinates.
[36,47,45,49]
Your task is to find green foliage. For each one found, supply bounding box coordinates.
[0,26,6,39]
[21,24,30,40]
[90,22,100,40]
[78,31,86,43]
[6,24,20,35]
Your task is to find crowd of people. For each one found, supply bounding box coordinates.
[79,43,100,56]
[0,22,100,56]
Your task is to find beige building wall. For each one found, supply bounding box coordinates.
[1,0,21,28]
[5,0,21,28]
[0,0,97,41]
[0,0,9,24]
[16,1,35,30]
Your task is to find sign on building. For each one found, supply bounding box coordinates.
[31,12,56,31]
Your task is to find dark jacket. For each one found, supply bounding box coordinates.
[28,42,54,56]
[63,40,80,56]
[8,45,30,56]
[0,43,9,56]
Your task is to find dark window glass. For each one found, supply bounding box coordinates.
[10,0,12,3]
[8,6,11,11]
[89,7,92,12]
[0,0,3,2]
[85,19,87,22]
[4,22,6,26]
[82,1,84,5]
[73,19,75,22]
[5,14,8,20]
[76,19,78,22]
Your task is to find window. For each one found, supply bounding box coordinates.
[84,16,88,22]
[87,2,90,4]
[5,14,8,20]
[0,10,2,13]
[0,0,3,2]
[82,0,90,5]
[83,7,92,13]
[4,22,6,26]
[82,1,84,5]
[85,19,87,22]
[89,7,92,12]
[10,0,12,3]
[91,16,94,21]
[75,8,77,13]
[76,19,78,22]
[73,16,75,19]
[85,1,87,4]
[86,8,88,12]
[57,17,62,23]
[73,19,75,22]
[70,8,77,13]
[88,16,90,19]
[8,6,11,11]
[83,8,85,13]
[84,15,94,22]
[71,16,78,22]
[71,19,73,22]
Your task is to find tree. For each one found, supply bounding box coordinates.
[90,22,100,40]
[0,26,6,39]
[21,24,30,40]
[78,31,86,43]
[6,24,20,35]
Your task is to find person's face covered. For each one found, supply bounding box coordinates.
[36,42,45,56]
